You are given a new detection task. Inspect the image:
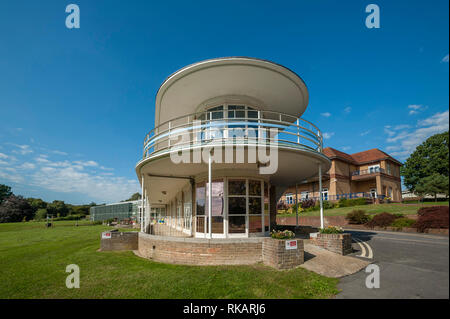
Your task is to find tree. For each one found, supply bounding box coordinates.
[47,200,69,217]
[0,195,34,223]
[415,174,449,201]
[27,198,47,213]
[0,184,13,204]
[35,208,48,221]
[401,131,449,191]
[123,192,141,202]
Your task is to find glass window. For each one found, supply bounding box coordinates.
[249,215,262,233]
[196,183,205,216]
[229,216,246,233]
[211,216,223,233]
[249,180,261,196]
[248,197,262,215]
[228,197,246,215]
[228,180,246,195]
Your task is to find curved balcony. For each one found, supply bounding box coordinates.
[142,110,323,160]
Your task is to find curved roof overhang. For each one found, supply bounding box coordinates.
[135,146,330,204]
[155,57,309,127]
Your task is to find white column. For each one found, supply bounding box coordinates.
[295,184,299,228]
[208,155,212,239]
[318,163,324,229]
[141,174,145,232]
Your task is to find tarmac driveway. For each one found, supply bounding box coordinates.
[337,229,449,299]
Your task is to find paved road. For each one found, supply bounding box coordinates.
[336,229,449,299]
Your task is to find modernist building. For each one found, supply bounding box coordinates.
[136,57,330,239]
[279,147,403,204]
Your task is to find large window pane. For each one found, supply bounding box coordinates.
[248,197,262,215]
[228,180,246,195]
[228,197,246,215]
[249,215,262,233]
[196,198,205,215]
[207,197,224,216]
[211,216,223,234]
[207,180,224,197]
[229,216,246,233]
[249,180,261,196]
[196,216,207,233]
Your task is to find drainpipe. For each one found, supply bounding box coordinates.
[208,155,212,239]
[318,164,324,229]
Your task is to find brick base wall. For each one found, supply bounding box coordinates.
[138,233,263,266]
[309,233,352,255]
[100,231,138,251]
[262,238,304,270]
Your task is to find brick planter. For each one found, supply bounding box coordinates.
[309,233,352,255]
[100,231,138,251]
[262,238,304,270]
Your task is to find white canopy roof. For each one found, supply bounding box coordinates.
[155,57,309,127]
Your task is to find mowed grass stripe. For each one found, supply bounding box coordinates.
[0,221,338,299]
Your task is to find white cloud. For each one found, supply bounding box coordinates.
[341,146,351,151]
[344,107,351,114]
[385,110,449,160]
[408,104,427,115]
[360,130,371,136]
[19,162,36,170]
[52,150,68,156]
[322,132,335,139]
[0,145,139,203]
[320,112,332,118]
[442,54,449,63]
[74,160,98,167]
[11,144,33,155]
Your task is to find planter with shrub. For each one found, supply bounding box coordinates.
[309,226,351,255]
[263,231,304,269]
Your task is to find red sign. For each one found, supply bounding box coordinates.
[285,240,297,250]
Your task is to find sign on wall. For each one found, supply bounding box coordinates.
[102,232,111,239]
[285,240,297,250]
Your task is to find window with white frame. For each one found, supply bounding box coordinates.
[369,165,380,173]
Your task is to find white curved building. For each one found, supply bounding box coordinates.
[135,57,330,239]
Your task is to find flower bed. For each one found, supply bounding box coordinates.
[309,230,352,255]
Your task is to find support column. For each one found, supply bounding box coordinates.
[295,184,299,228]
[141,173,145,232]
[208,155,212,239]
[318,164,324,229]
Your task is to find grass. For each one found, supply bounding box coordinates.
[0,221,338,299]
[277,202,449,217]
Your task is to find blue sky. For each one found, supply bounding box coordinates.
[0,0,448,204]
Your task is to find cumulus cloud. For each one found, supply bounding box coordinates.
[360,130,371,136]
[0,145,139,203]
[322,132,335,139]
[320,112,332,117]
[344,107,352,113]
[385,110,449,160]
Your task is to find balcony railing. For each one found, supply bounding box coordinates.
[352,167,386,176]
[279,192,386,205]
[142,110,323,160]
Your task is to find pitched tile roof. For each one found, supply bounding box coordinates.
[323,147,402,165]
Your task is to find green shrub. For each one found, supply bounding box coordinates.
[390,217,416,229]
[319,226,344,234]
[366,212,397,228]
[322,200,334,209]
[270,229,296,239]
[345,210,370,224]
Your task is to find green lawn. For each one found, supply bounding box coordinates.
[0,221,338,299]
[278,202,449,217]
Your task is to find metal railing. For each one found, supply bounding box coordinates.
[352,167,386,176]
[279,192,386,205]
[142,110,323,159]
